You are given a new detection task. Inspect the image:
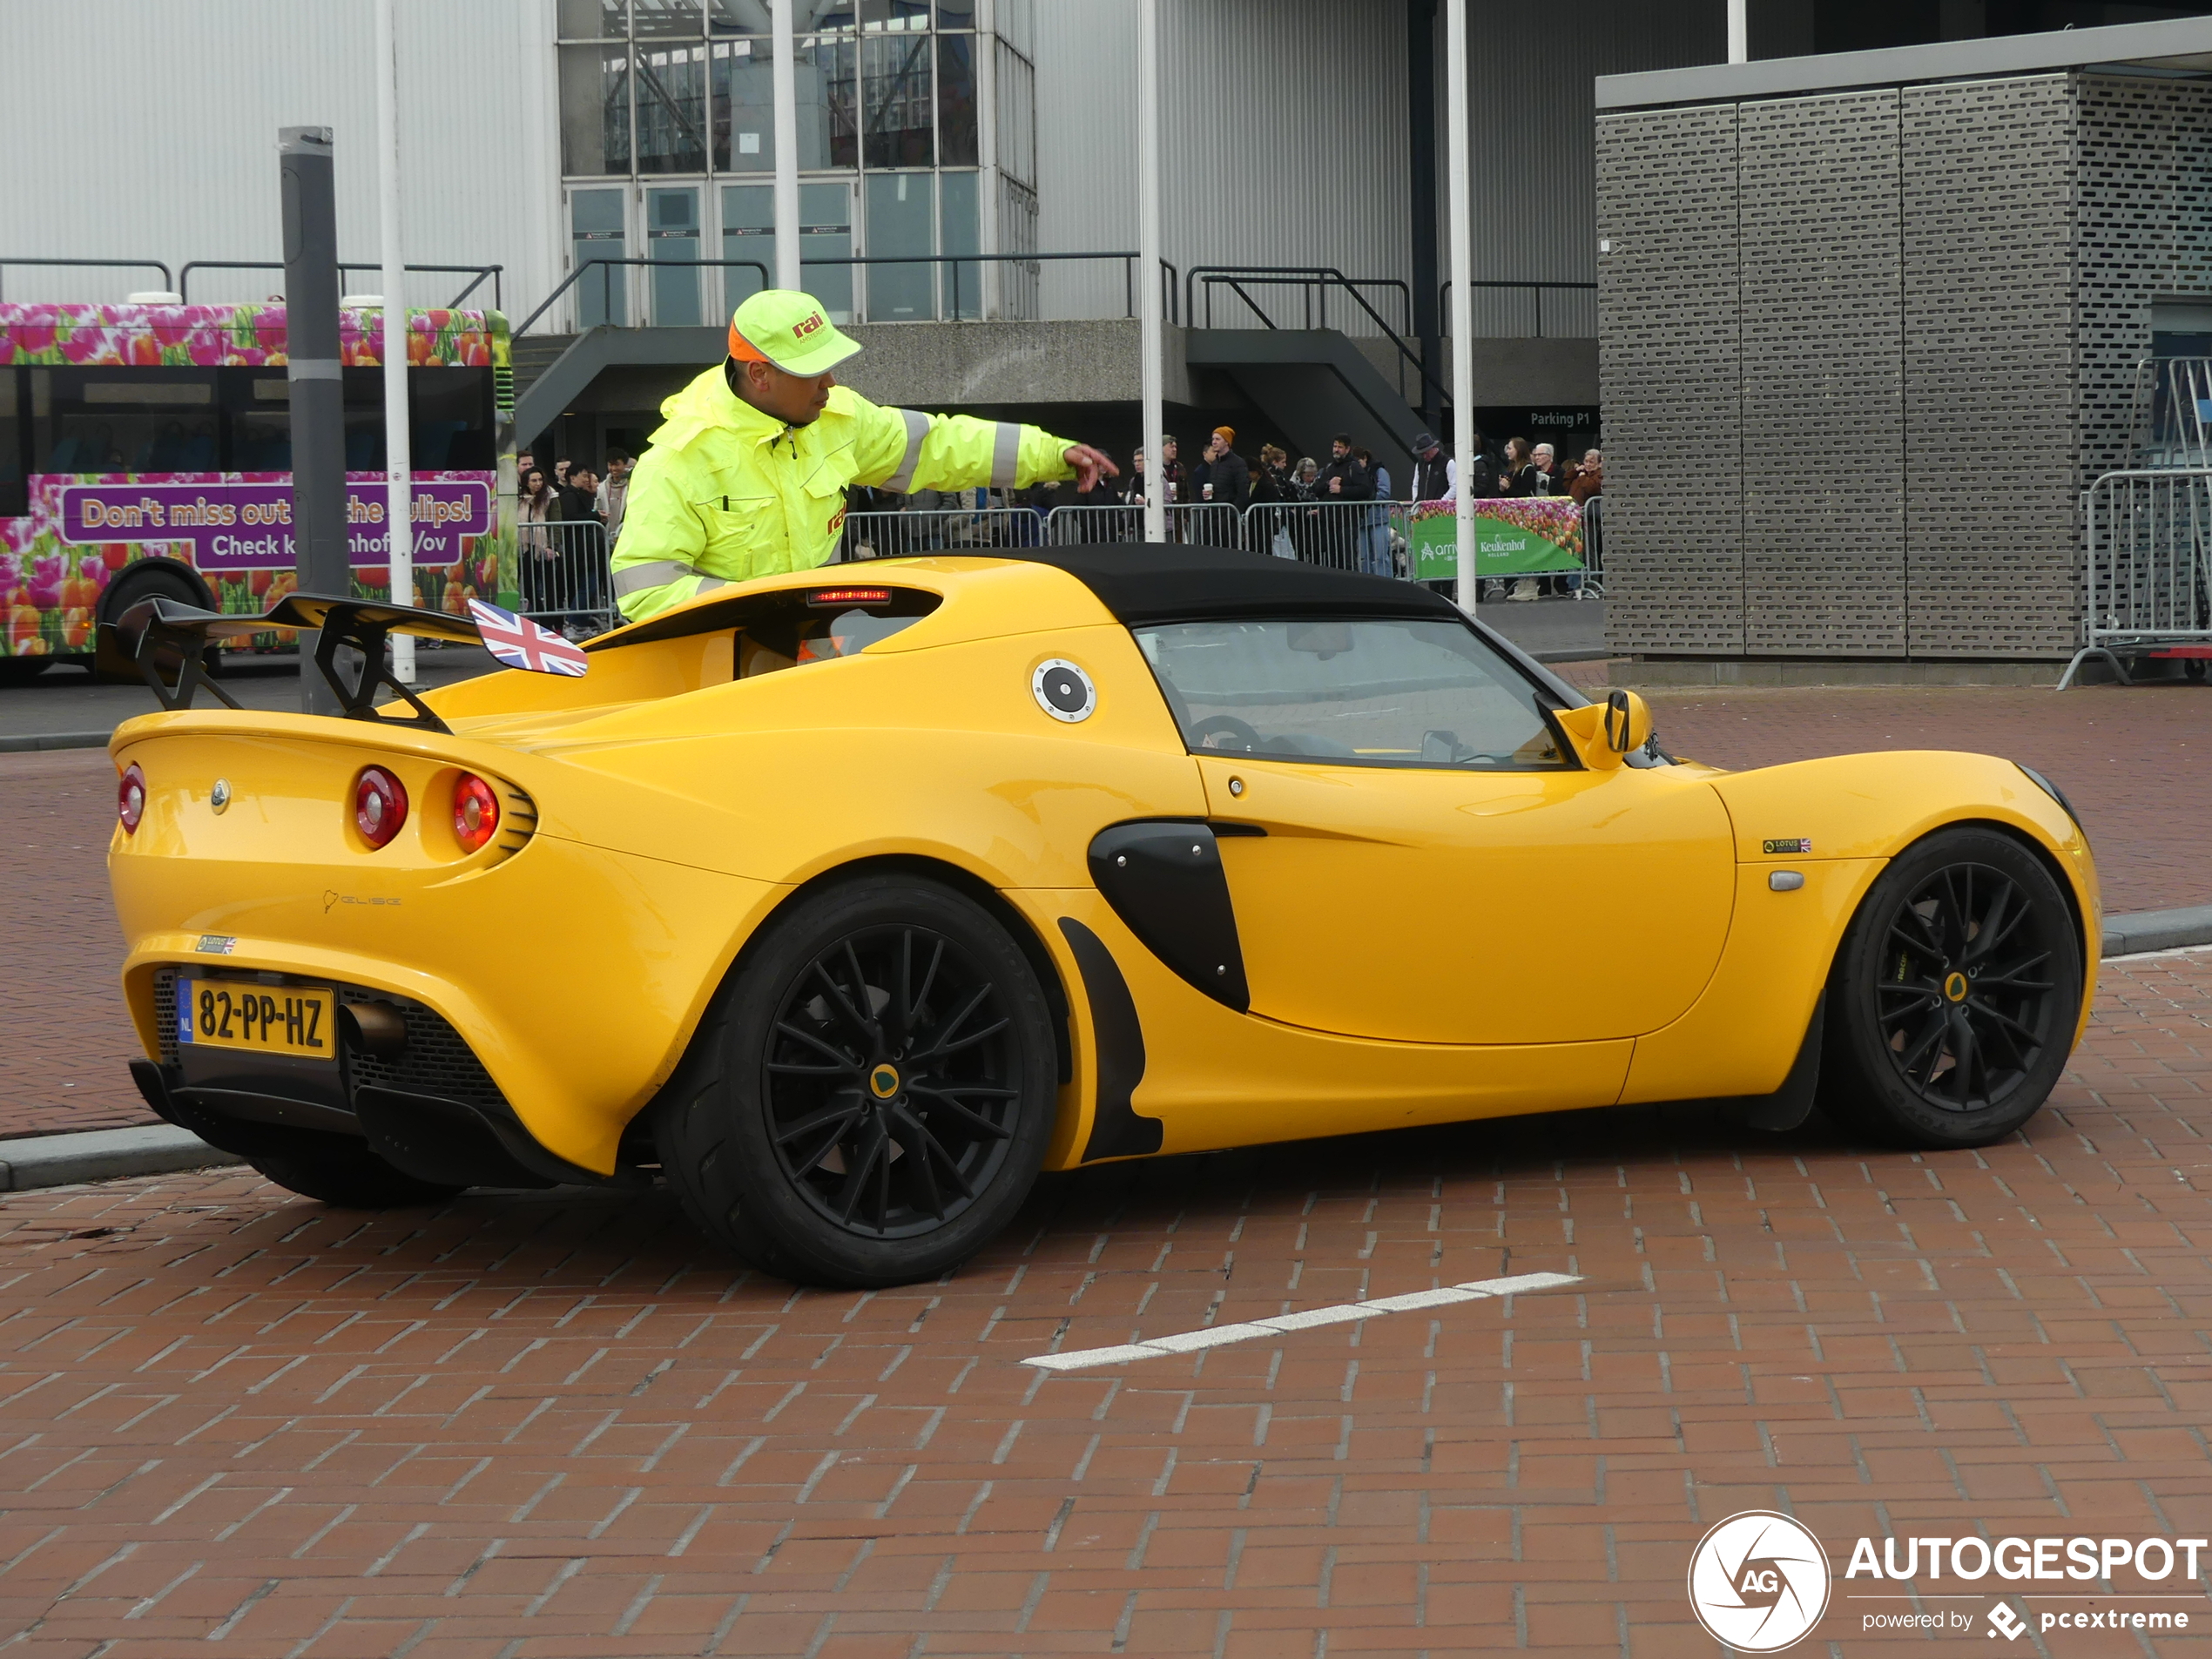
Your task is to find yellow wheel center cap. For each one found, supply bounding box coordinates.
[868,1064,900,1099]
[1943,972,1970,1003]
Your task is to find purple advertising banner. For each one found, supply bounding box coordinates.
[53,479,494,569]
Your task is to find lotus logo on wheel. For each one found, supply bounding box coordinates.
[1686,1511,1831,1652]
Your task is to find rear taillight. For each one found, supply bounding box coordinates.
[354,766,408,849]
[453,772,500,853]
[118,764,145,833]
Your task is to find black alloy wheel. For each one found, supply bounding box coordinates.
[1819,827,2082,1149]
[765,924,1023,1238]
[655,875,1057,1287]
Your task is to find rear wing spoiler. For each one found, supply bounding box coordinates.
[104,593,482,733]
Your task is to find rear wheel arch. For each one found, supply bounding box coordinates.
[636,853,1078,1154]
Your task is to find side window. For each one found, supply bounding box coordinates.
[1132,616,1573,771]
[35,368,219,474]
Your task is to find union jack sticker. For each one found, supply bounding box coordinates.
[467,599,590,678]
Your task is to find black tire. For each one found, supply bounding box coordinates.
[247,1143,464,1208]
[656,874,1058,1288]
[1818,826,2082,1149]
[96,563,213,683]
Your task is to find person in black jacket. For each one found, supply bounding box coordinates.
[1312,434,1372,567]
[1202,426,1251,509]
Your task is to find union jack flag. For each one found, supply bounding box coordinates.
[467,598,590,678]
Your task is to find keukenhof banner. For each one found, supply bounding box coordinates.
[1410,496,1583,581]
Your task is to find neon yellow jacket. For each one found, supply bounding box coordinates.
[611,365,1078,620]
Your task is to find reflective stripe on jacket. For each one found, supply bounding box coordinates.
[610,365,1077,621]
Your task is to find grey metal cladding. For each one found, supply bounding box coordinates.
[1597,103,1743,657]
[1739,90,1905,658]
[1903,75,2077,658]
[2075,75,2212,490]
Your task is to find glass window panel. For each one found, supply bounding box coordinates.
[936,33,976,165]
[794,34,858,169]
[633,39,710,173]
[408,368,496,470]
[712,37,772,171]
[0,369,23,516]
[800,181,856,322]
[860,0,931,27]
[35,369,219,473]
[709,0,767,30]
[570,188,629,327]
[647,187,703,326]
[557,0,626,37]
[994,37,1033,185]
[1132,619,1570,772]
[938,169,979,320]
[995,0,1033,57]
[560,43,632,175]
[799,0,858,29]
[633,0,704,35]
[721,183,775,312]
[934,0,974,25]
[865,172,934,322]
[860,32,933,168]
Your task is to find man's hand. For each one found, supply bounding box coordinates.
[1328,476,1342,495]
[1063,444,1121,492]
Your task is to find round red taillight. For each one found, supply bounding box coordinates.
[453,772,500,853]
[118,764,146,834]
[354,766,408,849]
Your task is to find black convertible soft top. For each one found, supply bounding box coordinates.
[963,543,1464,628]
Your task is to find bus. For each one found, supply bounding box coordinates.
[0,299,517,681]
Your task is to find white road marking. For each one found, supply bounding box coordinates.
[1021,1271,1583,1372]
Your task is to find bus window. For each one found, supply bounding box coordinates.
[220,371,294,471]
[33,368,219,474]
[1,368,24,516]
[218,370,490,472]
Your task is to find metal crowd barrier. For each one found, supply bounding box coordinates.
[840,507,1050,558]
[1244,500,1409,576]
[516,518,613,638]
[2059,468,2212,689]
[1045,502,1245,548]
[541,493,1607,633]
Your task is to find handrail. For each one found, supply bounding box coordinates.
[511,258,772,340]
[177,261,504,310]
[514,252,1170,339]
[1185,265,1413,335]
[1185,265,1448,408]
[1438,280,1597,339]
[0,258,175,300]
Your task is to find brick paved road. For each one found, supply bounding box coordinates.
[0,951,2207,1656]
[4,681,2206,1141]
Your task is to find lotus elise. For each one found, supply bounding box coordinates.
[105,548,2097,1286]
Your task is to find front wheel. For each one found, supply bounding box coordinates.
[656,874,1059,1288]
[1818,827,2083,1148]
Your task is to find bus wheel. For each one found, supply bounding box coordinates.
[94,564,213,684]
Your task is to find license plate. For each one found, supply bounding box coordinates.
[178,979,336,1060]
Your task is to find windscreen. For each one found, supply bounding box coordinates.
[1133,616,1570,771]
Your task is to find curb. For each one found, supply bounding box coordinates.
[2101,904,2212,959]
[0,732,111,754]
[0,1124,243,1192]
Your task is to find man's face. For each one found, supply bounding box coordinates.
[1534,445,1554,469]
[1163,439,1177,462]
[737,357,837,426]
[1332,441,1350,461]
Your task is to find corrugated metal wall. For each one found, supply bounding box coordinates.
[1033,0,1413,333]
[0,0,562,314]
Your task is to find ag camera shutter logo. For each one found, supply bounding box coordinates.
[1687,1511,1831,1651]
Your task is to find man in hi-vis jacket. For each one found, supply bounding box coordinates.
[610,289,1118,621]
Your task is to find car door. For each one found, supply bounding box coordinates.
[1134,616,1737,1047]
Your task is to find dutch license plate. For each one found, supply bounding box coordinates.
[178,978,336,1060]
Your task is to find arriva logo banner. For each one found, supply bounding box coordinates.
[1688,1514,2208,1649]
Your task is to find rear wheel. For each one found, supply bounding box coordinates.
[656,874,1057,1288]
[96,563,213,683]
[1819,827,2081,1148]
[248,1143,464,1209]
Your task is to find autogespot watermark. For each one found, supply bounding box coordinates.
[1687,1514,2209,1649]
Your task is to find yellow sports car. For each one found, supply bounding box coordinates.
[105,549,2097,1287]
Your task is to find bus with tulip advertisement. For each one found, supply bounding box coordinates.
[0,300,517,680]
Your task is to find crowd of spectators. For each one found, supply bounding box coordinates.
[514,448,631,634]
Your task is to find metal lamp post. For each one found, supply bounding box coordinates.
[1446,0,1476,610]
[280,126,348,716]
[1137,0,1164,545]
[375,0,415,682]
